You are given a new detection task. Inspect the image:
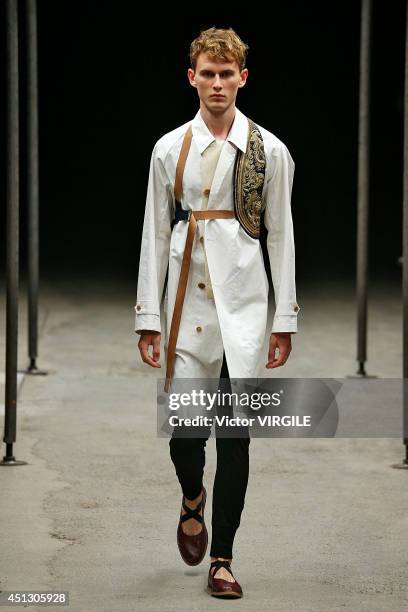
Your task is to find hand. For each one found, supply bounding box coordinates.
[266,332,293,369]
[138,330,161,368]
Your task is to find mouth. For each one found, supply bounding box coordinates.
[210,95,225,99]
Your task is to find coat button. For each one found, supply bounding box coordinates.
[196,326,202,332]
[293,304,299,312]
[200,236,204,243]
[203,188,210,197]
[198,282,205,289]
[136,305,141,311]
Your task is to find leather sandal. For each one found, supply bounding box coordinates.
[177,486,208,566]
[207,559,243,598]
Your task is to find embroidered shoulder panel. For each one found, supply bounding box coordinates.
[233,118,266,239]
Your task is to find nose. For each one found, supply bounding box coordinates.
[213,74,222,90]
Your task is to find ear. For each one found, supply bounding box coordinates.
[238,68,248,88]
[187,67,197,88]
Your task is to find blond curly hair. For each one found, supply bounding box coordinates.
[190,27,249,71]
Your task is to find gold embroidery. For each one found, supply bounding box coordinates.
[233,119,266,239]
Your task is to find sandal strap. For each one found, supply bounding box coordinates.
[210,560,234,578]
[180,496,203,523]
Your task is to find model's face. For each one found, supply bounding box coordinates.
[187,52,248,113]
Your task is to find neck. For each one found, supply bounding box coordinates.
[199,103,236,140]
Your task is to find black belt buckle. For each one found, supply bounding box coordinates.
[172,200,190,227]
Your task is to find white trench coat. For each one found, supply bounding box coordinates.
[134,106,300,380]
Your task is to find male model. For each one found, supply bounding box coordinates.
[135,27,300,598]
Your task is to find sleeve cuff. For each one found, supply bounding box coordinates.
[271,315,298,334]
[134,312,161,335]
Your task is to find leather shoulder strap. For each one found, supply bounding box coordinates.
[174,125,193,202]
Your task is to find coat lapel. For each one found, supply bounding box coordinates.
[207,142,236,203]
[191,107,249,207]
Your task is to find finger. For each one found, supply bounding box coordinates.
[267,353,285,368]
[139,341,161,368]
[267,346,291,369]
[266,353,280,368]
[152,336,161,363]
[267,337,277,364]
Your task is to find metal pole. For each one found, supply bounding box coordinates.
[24,0,46,376]
[355,0,371,377]
[391,0,408,470]
[402,0,408,465]
[2,0,27,466]
[27,0,39,371]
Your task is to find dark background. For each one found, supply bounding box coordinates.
[0,0,406,285]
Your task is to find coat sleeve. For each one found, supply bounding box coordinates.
[263,142,300,334]
[134,143,173,335]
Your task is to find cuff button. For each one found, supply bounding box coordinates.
[293,305,299,312]
[136,305,142,311]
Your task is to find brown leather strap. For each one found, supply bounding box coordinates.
[174,126,193,203]
[165,210,236,392]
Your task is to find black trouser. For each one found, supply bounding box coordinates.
[169,352,251,559]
